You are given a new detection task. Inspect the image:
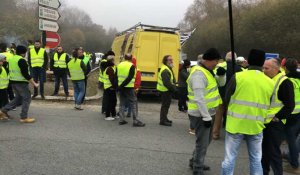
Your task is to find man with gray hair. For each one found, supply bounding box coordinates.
[262,58,295,175]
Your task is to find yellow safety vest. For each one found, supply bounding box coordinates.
[8,55,28,82]
[289,78,300,114]
[53,53,67,68]
[226,70,274,135]
[0,67,9,89]
[98,59,107,82]
[265,73,287,124]
[103,66,116,89]
[67,58,85,81]
[187,65,222,112]
[30,48,45,67]
[117,61,136,88]
[157,64,175,92]
[2,52,14,62]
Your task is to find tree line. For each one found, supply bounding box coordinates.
[180,0,300,60]
[0,0,117,53]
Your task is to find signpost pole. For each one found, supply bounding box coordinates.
[228,0,236,74]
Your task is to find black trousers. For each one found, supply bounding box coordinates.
[178,87,188,111]
[160,91,172,123]
[262,121,284,175]
[0,89,9,108]
[7,83,14,100]
[104,88,116,117]
[81,77,88,103]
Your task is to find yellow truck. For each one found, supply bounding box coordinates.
[111,23,181,92]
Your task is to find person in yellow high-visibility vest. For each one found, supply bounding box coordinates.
[28,40,48,99]
[77,48,91,103]
[262,58,295,175]
[0,45,39,123]
[157,55,177,127]
[0,43,15,101]
[0,54,9,108]
[117,53,145,127]
[282,58,300,174]
[221,49,274,175]
[50,46,70,97]
[187,48,223,174]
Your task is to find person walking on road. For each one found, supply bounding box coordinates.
[187,48,223,174]
[262,58,295,175]
[0,54,9,108]
[178,59,190,113]
[282,58,300,174]
[28,40,48,99]
[157,55,177,127]
[0,46,38,122]
[221,49,274,175]
[50,46,70,97]
[116,53,145,127]
[103,55,117,121]
[77,48,91,103]
[68,49,86,110]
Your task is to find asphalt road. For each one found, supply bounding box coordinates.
[0,97,294,175]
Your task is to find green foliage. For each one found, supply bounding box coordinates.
[182,0,300,60]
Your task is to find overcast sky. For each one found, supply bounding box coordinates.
[66,0,194,31]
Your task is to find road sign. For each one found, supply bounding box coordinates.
[45,31,60,49]
[38,0,60,9]
[265,53,279,59]
[39,19,59,32]
[39,6,60,21]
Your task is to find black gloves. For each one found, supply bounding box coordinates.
[216,67,226,76]
[203,120,212,128]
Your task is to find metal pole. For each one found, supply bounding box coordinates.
[228,0,236,73]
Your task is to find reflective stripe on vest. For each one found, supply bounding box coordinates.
[67,59,85,80]
[117,61,136,88]
[265,73,287,124]
[226,70,274,135]
[0,67,9,89]
[187,65,222,111]
[156,64,175,92]
[8,55,28,82]
[103,66,116,89]
[290,78,300,114]
[53,53,67,68]
[98,59,107,82]
[30,48,45,67]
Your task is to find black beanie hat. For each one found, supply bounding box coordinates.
[106,50,115,56]
[183,59,191,67]
[203,48,221,60]
[248,49,265,67]
[16,45,27,55]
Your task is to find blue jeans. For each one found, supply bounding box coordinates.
[31,67,46,95]
[72,80,85,105]
[221,132,263,175]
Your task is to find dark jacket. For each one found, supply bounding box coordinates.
[106,61,116,89]
[161,65,177,92]
[9,58,32,84]
[28,47,48,69]
[226,60,242,86]
[78,55,91,76]
[117,65,135,89]
[178,67,189,88]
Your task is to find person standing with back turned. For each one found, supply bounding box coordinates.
[221,49,274,175]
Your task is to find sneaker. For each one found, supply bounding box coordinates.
[133,120,145,127]
[189,129,195,135]
[20,118,36,123]
[119,120,128,125]
[75,105,83,110]
[189,159,210,171]
[105,117,115,121]
[32,94,38,99]
[0,110,9,121]
[284,165,300,174]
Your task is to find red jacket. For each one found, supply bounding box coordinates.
[132,57,141,90]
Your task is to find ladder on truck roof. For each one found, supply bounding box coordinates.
[116,22,196,46]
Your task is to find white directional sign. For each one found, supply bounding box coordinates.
[39,19,59,32]
[39,0,60,9]
[39,6,60,21]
